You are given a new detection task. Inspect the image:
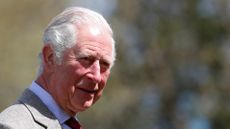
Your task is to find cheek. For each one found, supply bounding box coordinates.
[97,73,110,92]
[93,89,103,104]
[100,76,108,87]
[102,71,110,84]
[67,63,87,81]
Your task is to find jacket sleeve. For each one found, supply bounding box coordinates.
[0,123,13,129]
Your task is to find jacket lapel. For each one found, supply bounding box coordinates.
[18,89,62,129]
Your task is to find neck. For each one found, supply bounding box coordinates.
[35,73,50,93]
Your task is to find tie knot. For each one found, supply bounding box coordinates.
[65,117,82,129]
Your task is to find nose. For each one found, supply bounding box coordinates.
[88,60,101,82]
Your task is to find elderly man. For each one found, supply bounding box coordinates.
[0,7,115,129]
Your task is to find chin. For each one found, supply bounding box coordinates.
[70,102,93,113]
[72,105,89,113]
[83,101,93,108]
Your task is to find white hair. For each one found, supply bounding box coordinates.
[37,7,115,76]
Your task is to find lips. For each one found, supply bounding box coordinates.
[77,87,98,94]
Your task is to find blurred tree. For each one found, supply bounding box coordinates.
[95,0,230,129]
[0,0,67,109]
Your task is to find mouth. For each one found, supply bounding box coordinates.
[77,87,98,94]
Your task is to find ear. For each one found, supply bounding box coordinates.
[42,44,55,70]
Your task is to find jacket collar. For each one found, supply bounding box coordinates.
[18,88,62,129]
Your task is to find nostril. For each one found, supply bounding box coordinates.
[86,72,101,83]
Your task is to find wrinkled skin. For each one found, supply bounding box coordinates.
[36,24,113,116]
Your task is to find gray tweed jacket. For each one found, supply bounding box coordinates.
[0,89,62,129]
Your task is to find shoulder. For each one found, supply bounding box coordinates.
[0,102,31,121]
[0,89,61,129]
[0,102,35,129]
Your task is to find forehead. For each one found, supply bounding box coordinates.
[74,25,113,60]
[76,24,113,44]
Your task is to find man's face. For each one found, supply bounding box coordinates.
[50,25,113,115]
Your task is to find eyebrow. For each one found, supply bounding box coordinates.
[76,51,112,65]
[76,51,91,58]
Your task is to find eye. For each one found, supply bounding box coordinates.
[80,57,90,61]
[78,56,93,66]
[100,60,110,70]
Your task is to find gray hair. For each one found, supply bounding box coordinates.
[37,7,115,76]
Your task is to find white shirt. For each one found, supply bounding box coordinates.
[29,81,71,129]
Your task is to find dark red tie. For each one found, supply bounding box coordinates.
[65,117,82,129]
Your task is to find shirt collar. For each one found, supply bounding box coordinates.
[29,81,70,124]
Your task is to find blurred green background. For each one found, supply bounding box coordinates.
[1,0,230,129]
